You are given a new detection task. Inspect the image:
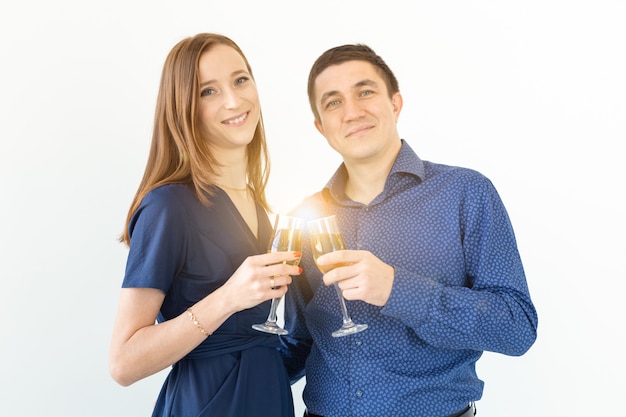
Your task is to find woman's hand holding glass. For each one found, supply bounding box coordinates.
[253,215,305,335]
[220,251,301,314]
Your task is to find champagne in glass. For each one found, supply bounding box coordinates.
[308,215,368,337]
[252,214,304,335]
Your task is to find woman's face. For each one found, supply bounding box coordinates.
[196,44,260,151]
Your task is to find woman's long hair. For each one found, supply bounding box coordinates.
[120,33,270,245]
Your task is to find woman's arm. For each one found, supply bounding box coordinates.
[109,251,301,386]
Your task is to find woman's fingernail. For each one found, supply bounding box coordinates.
[294,251,302,258]
[298,267,303,274]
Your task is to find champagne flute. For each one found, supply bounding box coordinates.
[308,215,368,337]
[252,214,305,335]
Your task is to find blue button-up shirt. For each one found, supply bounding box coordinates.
[281,140,538,417]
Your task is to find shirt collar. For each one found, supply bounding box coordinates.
[322,139,425,204]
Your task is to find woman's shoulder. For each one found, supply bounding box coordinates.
[134,184,198,221]
[145,183,194,201]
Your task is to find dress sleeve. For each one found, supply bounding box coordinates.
[122,188,188,294]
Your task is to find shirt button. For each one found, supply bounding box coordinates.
[355,339,362,346]
[355,390,363,398]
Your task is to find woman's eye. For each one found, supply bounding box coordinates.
[200,88,215,97]
[235,76,249,86]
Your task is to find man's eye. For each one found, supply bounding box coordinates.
[200,88,215,97]
[360,90,373,97]
[326,100,340,109]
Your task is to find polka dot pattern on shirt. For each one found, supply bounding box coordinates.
[282,140,537,417]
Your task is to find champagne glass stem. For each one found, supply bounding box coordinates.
[266,297,281,323]
[252,294,287,335]
[333,283,354,325]
[331,282,367,337]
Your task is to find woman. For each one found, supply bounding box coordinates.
[109,33,300,417]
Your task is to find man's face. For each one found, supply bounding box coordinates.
[312,60,402,165]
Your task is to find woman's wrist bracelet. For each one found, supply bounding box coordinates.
[186,308,210,337]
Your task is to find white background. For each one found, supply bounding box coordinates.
[0,1,624,416]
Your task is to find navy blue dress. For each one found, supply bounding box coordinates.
[122,184,295,417]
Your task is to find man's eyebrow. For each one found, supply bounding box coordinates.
[355,79,379,89]
[320,90,340,105]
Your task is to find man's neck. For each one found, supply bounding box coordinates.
[343,141,402,205]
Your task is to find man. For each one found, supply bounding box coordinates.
[280,44,538,417]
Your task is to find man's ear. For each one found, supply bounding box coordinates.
[314,118,324,135]
[392,92,403,122]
